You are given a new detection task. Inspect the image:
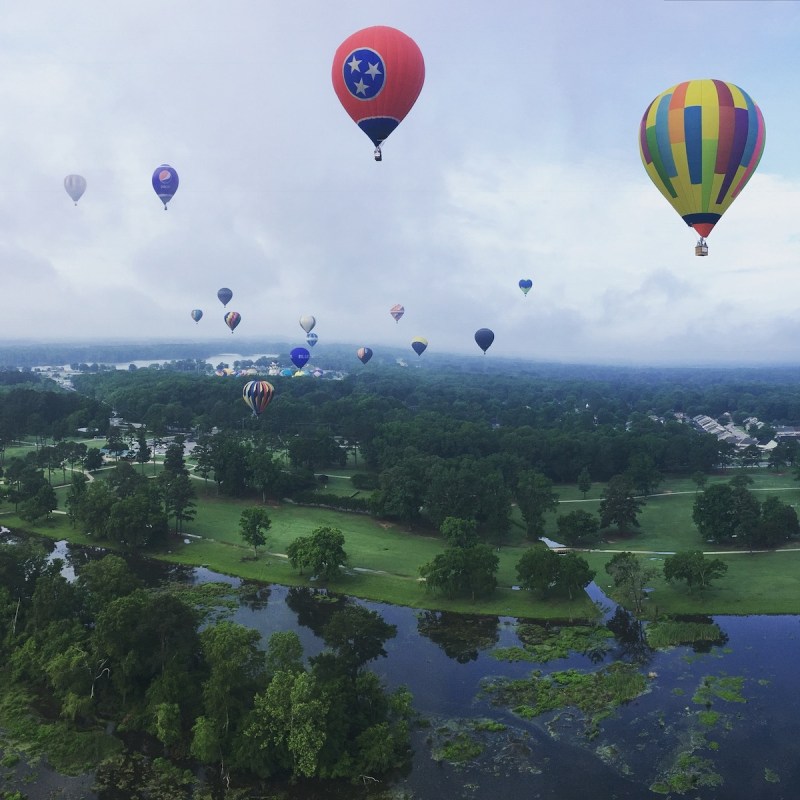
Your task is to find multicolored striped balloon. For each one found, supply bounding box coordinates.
[639,79,765,241]
[242,380,275,417]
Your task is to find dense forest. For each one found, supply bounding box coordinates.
[4,358,800,792]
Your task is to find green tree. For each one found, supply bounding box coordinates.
[516,547,560,599]
[663,550,728,592]
[625,452,662,497]
[690,471,708,493]
[440,517,480,548]
[515,470,559,540]
[239,507,272,557]
[160,471,197,534]
[84,447,104,472]
[287,526,347,582]
[577,466,592,499]
[604,551,657,614]
[19,484,57,523]
[757,496,799,548]
[599,475,644,533]
[419,544,498,600]
[555,509,601,547]
[553,552,595,600]
[692,483,738,544]
[135,426,152,475]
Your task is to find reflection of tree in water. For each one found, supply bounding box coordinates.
[417,611,499,663]
[285,586,348,637]
[237,581,271,611]
[606,607,654,666]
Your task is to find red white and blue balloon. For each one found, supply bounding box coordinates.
[332,26,425,153]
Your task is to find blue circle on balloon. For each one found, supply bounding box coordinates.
[342,48,386,101]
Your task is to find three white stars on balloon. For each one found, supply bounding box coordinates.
[346,56,382,95]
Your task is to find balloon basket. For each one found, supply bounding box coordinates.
[695,240,708,257]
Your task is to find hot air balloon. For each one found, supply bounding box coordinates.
[299,315,316,334]
[64,175,86,205]
[357,347,373,364]
[190,309,203,323]
[332,26,425,161]
[290,347,310,369]
[411,337,428,356]
[306,332,318,347]
[474,328,494,354]
[518,279,533,296]
[224,311,241,332]
[639,79,765,256]
[217,288,233,307]
[152,164,179,209]
[390,304,405,323]
[242,380,275,417]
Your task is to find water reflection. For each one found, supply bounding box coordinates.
[416,611,500,663]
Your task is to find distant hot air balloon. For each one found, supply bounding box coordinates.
[639,79,765,255]
[306,332,318,347]
[217,288,233,307]
[474,328,494,354]
[290,347,310,369]
[332,26,425,161]
[242,380,275,417]
[518,279,533,296]
[411,337,428,356]
[299,315,316,334]
[357,347,373,364]
[224,311,241,332]
[190,309,203,323]
[152,164,179,209]
[64,175,86,205]
[390,304,405,323]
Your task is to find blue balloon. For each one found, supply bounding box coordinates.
[290,347,310,369]
[217,287,233,307]
[306,332,318,347]
[474,328,495,354]
[152,164,179,209]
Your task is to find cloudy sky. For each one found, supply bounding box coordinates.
[1,1,798,366]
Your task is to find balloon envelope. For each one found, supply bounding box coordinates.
[217,288,233,307]
[390,304,405,323]
[224,311,241,332]
[306,332,318,347]
[474,328,495,353]
[290,347,310,369]
[518,279,533,296]
[411,337,428,356]
[152,164,179,208]
[64,174,86,204]
[190,309,203,323]
[299,315,316,333]
[242,380,275,417]
[332,26,425,150]
[356,347,373,364]
[639,79,765,239]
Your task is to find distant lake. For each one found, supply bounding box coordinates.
[33,540,800,800]
[109,353,281,369]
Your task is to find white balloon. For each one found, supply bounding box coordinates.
[64,174,87,205]
[299,315,316,333]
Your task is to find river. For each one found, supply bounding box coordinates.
[12,540,800,799]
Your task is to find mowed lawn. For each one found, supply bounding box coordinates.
[8,468,800,617]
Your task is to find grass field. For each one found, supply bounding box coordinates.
[6,467,800,618]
